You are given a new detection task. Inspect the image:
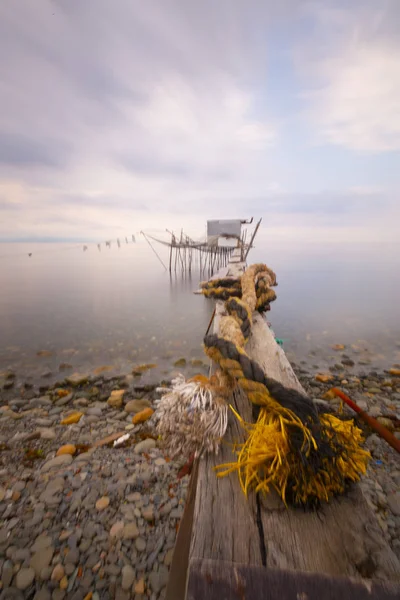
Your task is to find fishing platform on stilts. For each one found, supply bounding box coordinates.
[166,239,400,599]
[141,218,260,275]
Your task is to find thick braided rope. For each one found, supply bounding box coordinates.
[201,287,241,300]
[202,265,321,423]
[202,263,370,506]
[203,264,321,441]
[200,265,277,314]
[226,298,252,340]
[201,277,241,290]
[204,336,319,422]
[241,264,267,312]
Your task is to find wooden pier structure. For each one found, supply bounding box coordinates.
[141,217,261,275]
[166,248,400,600]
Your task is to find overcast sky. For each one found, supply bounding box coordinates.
[0,0,399,242]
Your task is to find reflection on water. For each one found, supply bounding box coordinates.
[0,239,399,383]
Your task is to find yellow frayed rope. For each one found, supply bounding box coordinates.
[202,263,370,506]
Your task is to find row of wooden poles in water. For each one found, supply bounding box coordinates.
[168,242,234,274]
[140,220,262,275]
[141,231,236,275]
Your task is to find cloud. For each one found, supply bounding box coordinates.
[0,131,70,168]
[0,0,280,241]
[54,191,149,212]
[298,1,400,151]
[235,187,398,225]
[114,79,275,182]
[0,0,398,242]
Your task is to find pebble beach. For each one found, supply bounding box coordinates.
[0,367,189,600]
[296,361,400,560]
[0,351,399,599]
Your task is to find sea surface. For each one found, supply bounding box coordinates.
[1,236,399,386]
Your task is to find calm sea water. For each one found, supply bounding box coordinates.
[1,237,399,385]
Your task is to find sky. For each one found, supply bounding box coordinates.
[0,0,399,243]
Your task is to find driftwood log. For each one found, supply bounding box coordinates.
[166,253,400,600]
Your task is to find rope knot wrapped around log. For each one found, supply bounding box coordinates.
[157,262,370,507]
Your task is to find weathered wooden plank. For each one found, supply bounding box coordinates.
[186,558,400,600]
[260,487,400,579]
[165,460,199,600]
[189,261,263,566]
[189,364,262,565]
[247,314,400,580]
[246,312,303,392]
[184,255,400,600]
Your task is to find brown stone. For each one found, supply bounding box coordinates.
[56,444,76,456]
[124,399,152,414]
[132,363,157,376]
[315,373,334,383]
[60,412,83,425]
[93,365,113,375]
[132,408,154,425]
[96,496,110,511]
[107,390,124,408]
[65,372,89,386]
[109,520,124,539]
[134,579,145,594]
[51,564,65,582]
